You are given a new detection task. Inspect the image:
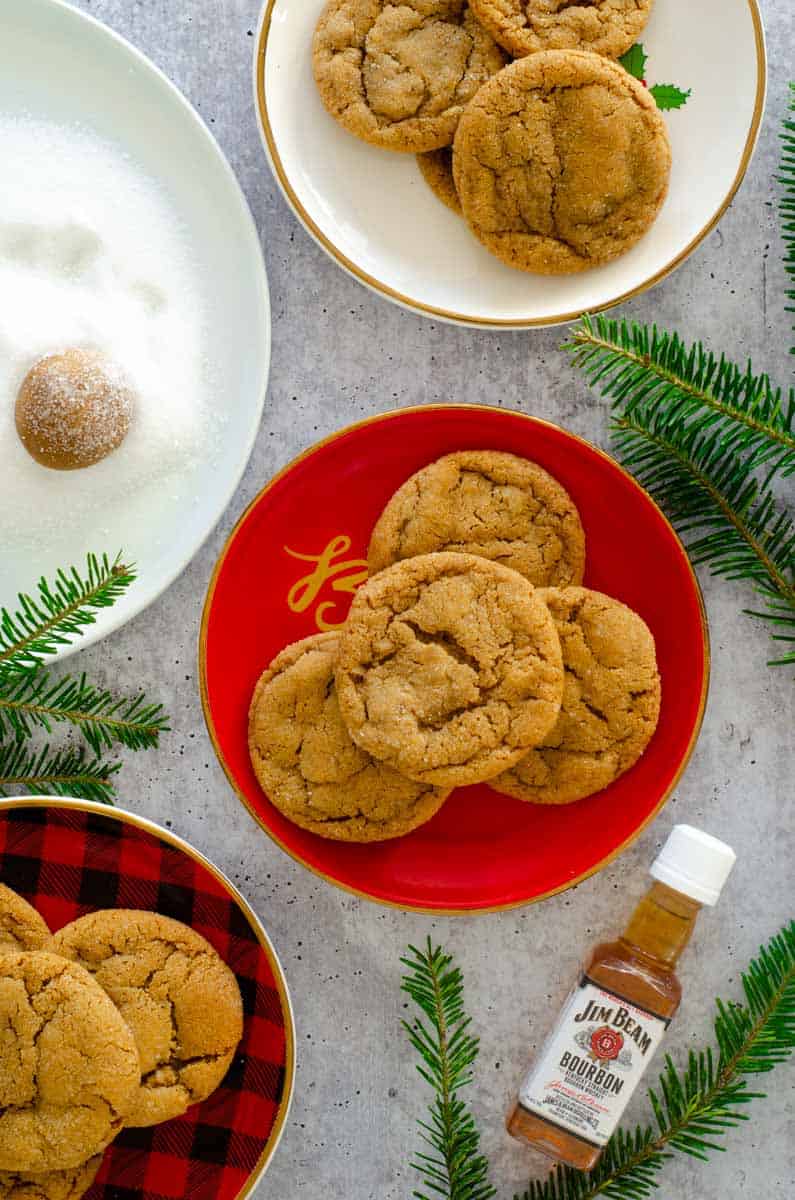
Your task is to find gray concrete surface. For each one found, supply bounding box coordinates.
[55,1,795,1196]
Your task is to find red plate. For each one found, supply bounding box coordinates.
[0,798,294,1199]
[200,405,708,913]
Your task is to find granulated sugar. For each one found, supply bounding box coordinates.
[0,115,218,552]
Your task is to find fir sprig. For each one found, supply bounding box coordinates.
[0,742,120,805]
[402,940,496,1200]
[0,673,168,754]
[780,83,795,348]
[519,923,795,1200]
[0,552,166,803]
[566,315,795,666]
[566,315,795,470]
[401,927,795,1200]
[0,553,135,677]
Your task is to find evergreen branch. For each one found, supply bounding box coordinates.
[0,553,135,676]
[402,940,496,1200]
[564,315,795,666]
[0,672,168,754]
[611,411,795,664]
[566,315,795,468]
[519,922,795,1200]
[781,84,795,349]
[0,741,119,805]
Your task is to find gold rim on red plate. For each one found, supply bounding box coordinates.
[198,403,711,915]
[252,0,766,328]
[0,795,295,1199]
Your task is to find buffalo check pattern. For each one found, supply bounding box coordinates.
[0,804,291,1200]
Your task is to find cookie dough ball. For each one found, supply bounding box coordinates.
[49,909,244,1129]
[469,0,654,60]
[492,587,661,804]
[313,0,506,152]
[0,885,50,952]
[249,632,450,841]
[0,952,140,1173]
[453,50,671,274]
[336,552,565,788]
[16,349,134,470]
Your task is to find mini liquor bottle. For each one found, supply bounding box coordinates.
[507,825,736,1170]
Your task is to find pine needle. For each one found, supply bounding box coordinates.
[0,551,166,799]
[780,82,795,349]
[0,742,119,805]
[518,922,795,1200]
[565,315,795,667]
[0,553,135,677]
[402,940,496,1200]
[0,672,168,754]
[566,315,795,471]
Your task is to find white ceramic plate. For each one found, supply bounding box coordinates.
[0,0,270,656]
[255,0,765,328]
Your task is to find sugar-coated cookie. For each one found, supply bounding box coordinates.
[453,50,671,274]
[336,552,564,788]
[313,0,505,152]
[492,587,661,804]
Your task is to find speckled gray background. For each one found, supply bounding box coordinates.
[52,1,795,1196]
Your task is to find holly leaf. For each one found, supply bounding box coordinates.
[649,83,692,111]
[619,43,647,80]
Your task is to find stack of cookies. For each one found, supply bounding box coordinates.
[312,1,671,275]
[0,886,243,1200]
[248,451,661,843]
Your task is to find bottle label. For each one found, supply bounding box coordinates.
[518,976,670,1148]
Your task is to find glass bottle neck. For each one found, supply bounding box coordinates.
[619,881,702,968]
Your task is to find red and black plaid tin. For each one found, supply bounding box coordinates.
[0,798,294,1200]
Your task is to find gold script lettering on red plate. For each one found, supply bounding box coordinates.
[285,536,369,631]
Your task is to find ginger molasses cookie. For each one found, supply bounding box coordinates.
[453,50,671,274]
[0,1157,104,1200]
[417,147,462,213]
[249,632,450,841]
[313,0,506,153]
[0,952,139,1173]
[492,587,661,804]
[469,0,654,60]
[368,450,585,585]
[0,884,50,951]
[49,910,243,1129]
[335,552,564,788]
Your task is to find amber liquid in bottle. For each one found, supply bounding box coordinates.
[507,882,702,1170]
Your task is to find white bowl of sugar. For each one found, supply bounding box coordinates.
[0,0,270,655]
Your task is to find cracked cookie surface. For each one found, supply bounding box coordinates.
[368,450,585,585]
[49,910,243,1129]
[417,147,462,212]
[469,0,654,60]
[313,0,506,152]
[336,552,564,787]
[492,587,661,804]
[0,952,139,1173]
[249,633,450,841]
[0,1155,103,1200]
[0,885,50,952]
[452,50,671,274]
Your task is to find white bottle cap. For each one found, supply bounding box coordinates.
[650,824,736,906]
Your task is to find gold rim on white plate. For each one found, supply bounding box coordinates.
[0,795,295,1198]
[252,0,767,329]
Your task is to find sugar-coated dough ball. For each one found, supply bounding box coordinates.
[15,348,134,470]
